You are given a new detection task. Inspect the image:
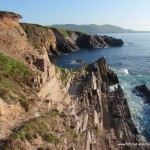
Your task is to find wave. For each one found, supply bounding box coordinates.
[113,68,130,75]
[123,43,130,46]
[120,68,130,75]
[70,60,76,64]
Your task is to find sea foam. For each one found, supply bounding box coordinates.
[120,68,129,75]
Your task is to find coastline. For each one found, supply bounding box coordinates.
[0,11,149,150]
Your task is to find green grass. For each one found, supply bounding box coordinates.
[0,54,31,111]
[10,133,20,139]
[49,26,89,37]
[56,28,88,37]
[7,110,79,149]
[9,111,60,144]
[0,54,31,84]
[57,28,74,37]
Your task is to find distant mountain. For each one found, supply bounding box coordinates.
[51,24,149,34]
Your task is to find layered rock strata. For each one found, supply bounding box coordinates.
[20,24,124,55]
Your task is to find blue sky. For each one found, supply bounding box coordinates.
[0,0,150,31]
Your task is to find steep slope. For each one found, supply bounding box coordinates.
[0,11,71,141]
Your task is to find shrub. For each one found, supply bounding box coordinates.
[20,100,29,112]
[10,133,20,140]
[25,133,32,141]
[43,133,57,143]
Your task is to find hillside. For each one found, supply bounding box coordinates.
[51,24,138,34]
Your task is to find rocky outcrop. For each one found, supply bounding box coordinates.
[20,23,57,55]
[20,23,124,55]
[133,84,150,103]
[51,28,79,54]
[71,33,124,49]
[52,28,124,54]
[0,12,29,59]
[0,11,22,22]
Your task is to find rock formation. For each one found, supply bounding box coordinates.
[20,23,124,55]
[0,11,148,150]
[133,84,150,103]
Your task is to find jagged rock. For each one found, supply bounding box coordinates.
[136,134,147,143]
[82,111,89,132]
[102,35,124,46]
[92,72,97,90]
[133,84,150,103]
[94,110,99,125]
[51,28,79,54]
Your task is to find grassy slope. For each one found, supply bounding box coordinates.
[0,54,31,111]
[5,110,80,150]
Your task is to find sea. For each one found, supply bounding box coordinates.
[50,33,150,141]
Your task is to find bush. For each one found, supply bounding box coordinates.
[43,133,57,143]
[10,133,20,140]
[25,133,32,141]
[20,100,29,112]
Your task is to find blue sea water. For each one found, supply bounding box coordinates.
[50,33,150,141]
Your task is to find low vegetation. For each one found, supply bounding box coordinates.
[21,23,53,49]
[0,54,31,111]
[4,110,81,149]
[50,27,88,37]
[56,28,75,37]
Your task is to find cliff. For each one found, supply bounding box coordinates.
[20,23,124,55]
[0,11,71,143]
[0,11,147,150]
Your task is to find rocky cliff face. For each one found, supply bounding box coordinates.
[0,11,147,150]
[20,23,124,55]
[0,11,28,58]
[51,28,124,54]
[0,11,71,142]
[20,23,57,55]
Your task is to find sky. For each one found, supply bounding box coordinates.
[0,0,150,31]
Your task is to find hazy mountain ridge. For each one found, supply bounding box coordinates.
[51,24,150,34]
